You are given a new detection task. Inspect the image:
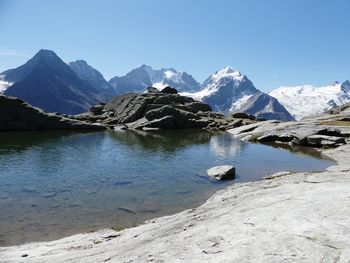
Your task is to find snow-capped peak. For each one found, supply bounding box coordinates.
[203,66,244,89]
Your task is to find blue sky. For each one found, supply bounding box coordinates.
[0,0,349,91]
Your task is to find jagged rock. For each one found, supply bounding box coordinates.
[0,95,105,131]
[206,165,236,180]
[161,86,178,94]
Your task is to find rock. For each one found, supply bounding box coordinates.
[174,102,212,114]
[231,112,256,120]
[206,165,235,180]
[161,86,178,94]
[147,87,160,94]
[0,95,106,131]
[73,92,222,130]
[258,134,295,143]
[145,105,199,128]
[90,104,104,115]
[153,94,194,105]
[144,116,177,129]
[307,135,346,148]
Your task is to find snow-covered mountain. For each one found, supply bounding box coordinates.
[109,65,201,94]
[269,81,350,120]
[182,67,294,121]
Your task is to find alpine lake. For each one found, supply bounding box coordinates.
[0,129,335,246]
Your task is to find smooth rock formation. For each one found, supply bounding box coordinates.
[0,95,105,131]
[206,165,235,180]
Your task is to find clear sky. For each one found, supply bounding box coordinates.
[0,0,349,91]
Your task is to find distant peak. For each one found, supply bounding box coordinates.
[35,49,58,58]
[210,66,243,82]
[70,59,88,65]
[140,64,152,69]
[221,66,236,74]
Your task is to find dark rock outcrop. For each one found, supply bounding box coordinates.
[0,95,105,131]
[71,87,258,131]
[161,86,178,94]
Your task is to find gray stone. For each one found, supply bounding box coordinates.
[206,165,236,180]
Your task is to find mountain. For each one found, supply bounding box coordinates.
[69,60,115,95]
[2,49,112,114]
[182,67,294,121]
[109,65,202,93]
[269,81,350,120]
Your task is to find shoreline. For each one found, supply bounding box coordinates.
[1,139,349,262]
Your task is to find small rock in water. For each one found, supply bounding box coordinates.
[206,165,235,181]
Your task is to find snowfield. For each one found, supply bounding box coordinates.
[269,81,350,120]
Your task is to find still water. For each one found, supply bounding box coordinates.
[0,130,334,245]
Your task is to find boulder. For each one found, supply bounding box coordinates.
[90,104,104,115]
[206,165,236,180]
[161,86,178,94]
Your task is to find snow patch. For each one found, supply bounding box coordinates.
[229,94,253,112]
[0,75,12,93]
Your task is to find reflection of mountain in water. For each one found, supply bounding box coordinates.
[209,133,246,158]
[0,131,90,154]
[108,129,213,152]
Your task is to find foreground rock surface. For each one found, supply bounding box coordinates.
[0,95,105,131]
[1,144,349,262]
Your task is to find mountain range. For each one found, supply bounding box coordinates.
[1,49,347,121]
[109,65,202,93]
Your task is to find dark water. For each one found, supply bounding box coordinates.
[0,130,334,246]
